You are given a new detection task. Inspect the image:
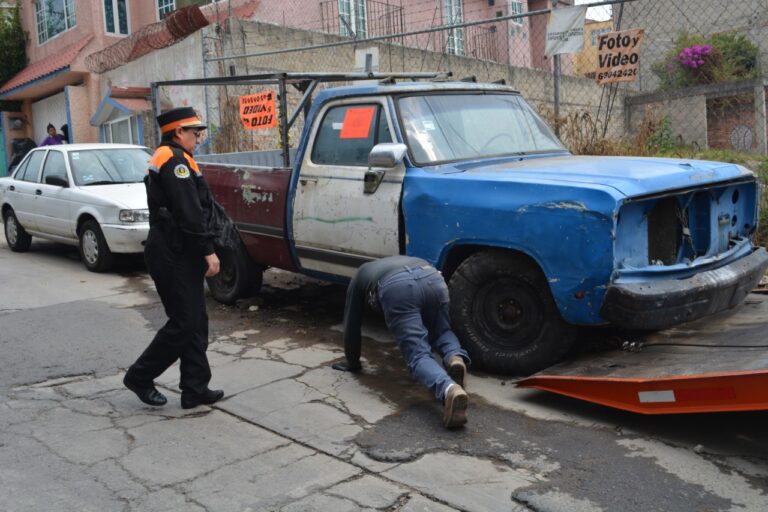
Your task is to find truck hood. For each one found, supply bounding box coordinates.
[449,155,753,197]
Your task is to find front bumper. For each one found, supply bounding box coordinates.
[101,223,149,253]
[600,247,768,330]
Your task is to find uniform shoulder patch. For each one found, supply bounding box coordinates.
[173,164,191,179]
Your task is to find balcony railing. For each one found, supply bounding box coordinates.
[437,23,506,63]
[320,0,405,38]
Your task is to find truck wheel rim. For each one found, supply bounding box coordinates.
[474,280,543,349]
[82,230,99,265]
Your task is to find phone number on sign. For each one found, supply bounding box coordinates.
[597,68,637,80]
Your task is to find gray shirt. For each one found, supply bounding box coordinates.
[342,256,430,368]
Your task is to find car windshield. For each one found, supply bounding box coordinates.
[68,148,151,186]
[398,93,566,165]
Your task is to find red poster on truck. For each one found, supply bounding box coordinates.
[340,107,376,139]
[239,91,277,130]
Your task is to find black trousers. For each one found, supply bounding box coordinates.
[127,227,211,395]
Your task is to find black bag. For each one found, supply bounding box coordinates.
[208,200,241,252]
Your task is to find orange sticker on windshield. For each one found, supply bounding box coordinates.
[340,107,375,139]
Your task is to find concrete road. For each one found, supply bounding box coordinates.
[1,236,767,511]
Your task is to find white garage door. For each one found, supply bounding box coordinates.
[32,92,68,145]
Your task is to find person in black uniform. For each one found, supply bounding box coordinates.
[123,107,224,410]
[333,256,471,428]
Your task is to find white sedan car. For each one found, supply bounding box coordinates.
[0,143,151,272]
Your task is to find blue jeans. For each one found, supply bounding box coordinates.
[377,265,470,401]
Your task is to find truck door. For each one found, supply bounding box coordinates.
[292,99,403,277]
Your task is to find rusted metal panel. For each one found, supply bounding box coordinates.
[202,163,296,271]
[518,293,768,413]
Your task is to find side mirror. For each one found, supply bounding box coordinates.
[45,175,68,188]
[368,143,407,169]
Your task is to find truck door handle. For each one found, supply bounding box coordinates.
[300,178,318,186]
[364,169,385,194]
[36,189,42,195]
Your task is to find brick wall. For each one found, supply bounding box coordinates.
[706,94,763,152]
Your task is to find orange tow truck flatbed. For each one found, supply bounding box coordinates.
[517,293,768,414]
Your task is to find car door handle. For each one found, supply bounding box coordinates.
[8,185,14,191]
[300,178,318,186]
[36,189,42,195]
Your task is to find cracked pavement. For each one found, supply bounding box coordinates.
[1,240,768,511]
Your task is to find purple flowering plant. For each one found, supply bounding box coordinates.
[675,44,713,70]
[653,32,758,90]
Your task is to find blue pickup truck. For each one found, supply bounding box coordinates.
[188,73,768,375]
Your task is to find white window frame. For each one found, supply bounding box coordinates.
[444,0,464,55]
[157,0,174,20]
[35,0,77,45]
[104,0,130,36]
[103,116,136,145]
[509,0,523,26]
[338,0,367,38]
[156,0,223,21]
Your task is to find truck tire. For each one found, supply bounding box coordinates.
[448,250,575,375]
[79,220,114,273]
[4,209,32,252]
[206,243,263,305]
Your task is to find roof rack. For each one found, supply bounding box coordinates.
[150,72,452,167]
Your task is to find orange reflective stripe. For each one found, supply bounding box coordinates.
[147,145,200,174]
[148,146,175,171]
[159,117,202,133]
[183,153,201,174]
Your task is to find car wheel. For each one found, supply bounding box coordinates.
[4,209,32,252]
[78,220,114,272]
[449,250,576,376]
[206,243,263,305]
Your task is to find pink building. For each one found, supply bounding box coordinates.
[248,0,541,69]
[0,0,254,172]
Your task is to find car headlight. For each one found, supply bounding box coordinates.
[119,209,150,223]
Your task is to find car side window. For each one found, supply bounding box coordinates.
[311,104,393,167]
[41,151,68,185]
[11,158,29,180]
[18,151,45,183]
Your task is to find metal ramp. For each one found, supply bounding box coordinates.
[517,293,768,414]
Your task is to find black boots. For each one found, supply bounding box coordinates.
[123,374,167,406]
[181,389,225,409]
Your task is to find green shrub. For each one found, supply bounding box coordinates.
[646,116,676,152]
[0,1,27,89]
[652,31,758,90]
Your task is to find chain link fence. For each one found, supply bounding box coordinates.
[173,0,767,160]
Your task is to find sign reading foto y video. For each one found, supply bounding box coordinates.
[596,28,644,85]
[239,91,277,130]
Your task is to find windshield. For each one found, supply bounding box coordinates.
[68,148,151,186]
[398,93,566,165]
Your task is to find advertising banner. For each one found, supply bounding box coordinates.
[595,29,645,85]
[239,91,277,130]
[545,5,588,56]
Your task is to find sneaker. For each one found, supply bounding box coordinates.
[442,383,468,428]
[447,356,466,388]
